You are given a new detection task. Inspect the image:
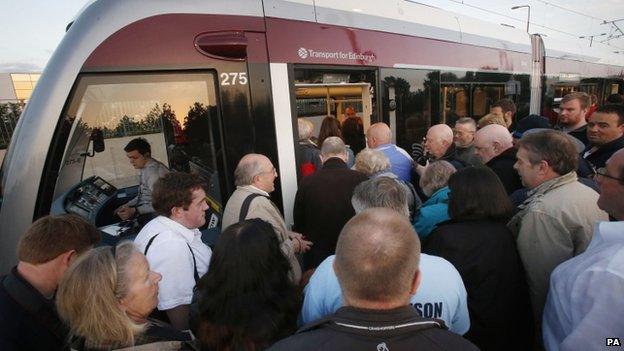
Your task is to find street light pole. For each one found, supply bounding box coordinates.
[512,5,531,33]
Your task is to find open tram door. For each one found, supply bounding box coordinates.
[294,82,372,143]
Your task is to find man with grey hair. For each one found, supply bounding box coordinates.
[474,124,522,194]
[297,118,321,177]
[454,117,481,166]
[294,137,368,271]
[414,160,456,240]
[351,177,410,217]
[508,130,607,335]
[354,149,421,219]
[222,153,311,283]
[270,209,478,350]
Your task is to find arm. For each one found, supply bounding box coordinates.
[146,239,196,326]
[558,270,624,351]
[516,211,572,322]
[135,164,168,214]
[165,304,191,330]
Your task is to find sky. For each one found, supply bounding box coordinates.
[0,0,623,73]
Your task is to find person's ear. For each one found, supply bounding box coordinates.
[410,268,422,295]
[492,141,501,153]
[170,205,183,219]
[538,160,550,175]
[62,250,77,267]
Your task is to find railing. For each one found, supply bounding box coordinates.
[0,113,19,149]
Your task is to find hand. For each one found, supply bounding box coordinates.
[116,206,136,220]
[415,162,428,177]
[289,231,304,241]
[293,237,313,254]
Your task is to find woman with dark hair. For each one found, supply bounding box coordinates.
[342,116,366,155]
[317,116,355,167]
[197,219,300,351]
[424,167,533,351]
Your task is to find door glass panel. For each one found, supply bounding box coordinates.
[442,84,469,124]
[381,68,435,157]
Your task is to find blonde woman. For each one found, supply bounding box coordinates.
[56,241,195,350]
[354,148,421,219]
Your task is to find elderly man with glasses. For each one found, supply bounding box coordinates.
[543,148,624,351]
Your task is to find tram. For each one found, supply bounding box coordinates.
[1,0,623,273]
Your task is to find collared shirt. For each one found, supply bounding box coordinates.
[301,254,470,335]
[134,216,211,310]
[543,221,624,351]
[242,184,270,197]
[126,158,169,214]
[375,144,414,183]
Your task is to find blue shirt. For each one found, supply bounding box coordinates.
[543,221,624,351]
[375,144,414,183]
[413,187,450,239]
[301,254,470,335]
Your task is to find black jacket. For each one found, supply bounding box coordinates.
[439,144,469,170]
[293,158,368,270]
[583,136,624,170]
[425,219,533,351]
[0,267,69,351]
[486,147,522,195]
[568,124,590,147]
[268,306,479,351]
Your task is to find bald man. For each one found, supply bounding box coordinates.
[366,122,413,182]
[416,124,466,176]
[473,124,522,194]
[222,153,311,283]
[269,209,478,350]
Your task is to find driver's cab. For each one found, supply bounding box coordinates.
[48,72,225,246]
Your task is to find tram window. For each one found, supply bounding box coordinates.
[442,85,469,124]
[472,85,504,117]
[48,72,224,230]
[381,68,435,157]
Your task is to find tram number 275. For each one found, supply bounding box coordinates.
[220,72,248,86]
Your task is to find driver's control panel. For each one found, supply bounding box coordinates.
[60,176,117,221]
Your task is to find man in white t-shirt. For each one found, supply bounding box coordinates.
[135,172,212,330]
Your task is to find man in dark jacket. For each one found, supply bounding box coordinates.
[294,137,368,271]
[474,124,522,194]
[0,215,100,350]
[269,209,478,351]
[582,104,624,170]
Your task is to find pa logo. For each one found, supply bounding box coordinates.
[606,337,621,346]
[376,342,389,351]
[298,47,308,59]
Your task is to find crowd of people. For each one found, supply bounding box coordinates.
[1,92,624,351]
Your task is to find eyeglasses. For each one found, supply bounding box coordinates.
[595,167,624,182]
